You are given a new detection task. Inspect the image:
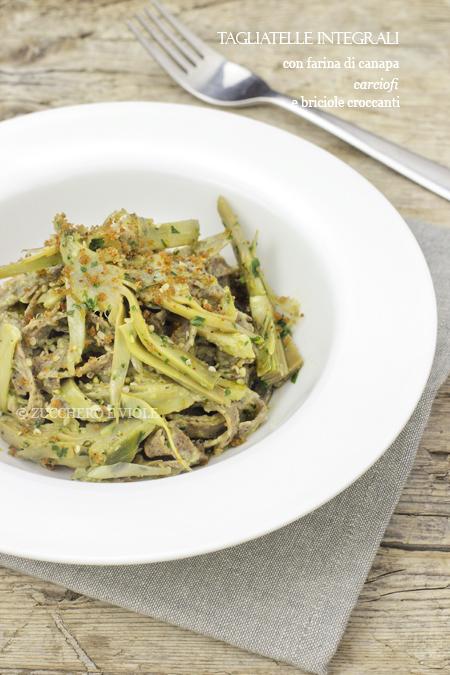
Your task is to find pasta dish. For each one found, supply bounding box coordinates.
[0,197,302,481]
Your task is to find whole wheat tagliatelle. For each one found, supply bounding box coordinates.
[0,197,303,481]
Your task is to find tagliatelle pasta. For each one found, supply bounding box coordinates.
[0,197,303,481]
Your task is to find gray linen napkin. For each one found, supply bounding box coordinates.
[0,220,448,675]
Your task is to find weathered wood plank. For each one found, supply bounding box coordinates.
[0,542,449,674]
[395,380,450,522]
[332,547,450,674]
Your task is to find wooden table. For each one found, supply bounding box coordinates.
[0,1,448,672]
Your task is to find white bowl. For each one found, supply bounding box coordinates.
[0,103,436,564]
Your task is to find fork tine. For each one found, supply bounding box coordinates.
[135,13,192,72]
[127,20,187,77]
[144,7,199,65]
[150,0,212,58]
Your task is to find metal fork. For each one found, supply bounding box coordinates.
[128,1,450,201]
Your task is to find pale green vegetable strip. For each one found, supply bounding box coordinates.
[130,384,200,415]
[72,462,174,481]
[59,229,86,375]
[282,334,304,378]
[197,325,254,360]
[122,287,220,391]
[60,379,104,421]
[162,295,239,333]
[148,219,200,249]
[110,300,130,420]
[119,322,229,405]
[218,196,288,384]
[220,286,238,320]
[194,231,231,256]
[93,213,199,251]
[0,416,90,469]
[89,416,156,466]
[16,443,90,469]
[0,323,21,412]
[258,270,303,379]
[66,296,86,376]
[122,392,190,471]
[131,355,144,374]
[81,380,201,416]
[217,378,249,401]
[0,244,61,279]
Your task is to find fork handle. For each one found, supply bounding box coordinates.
[268,93,450,201]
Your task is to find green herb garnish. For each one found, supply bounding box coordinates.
[89,237,105,251]
[250,257,260,277]
[52,444,68,458]
[83,296,97,312]
[277,319,291,339]
[191,316,205,327]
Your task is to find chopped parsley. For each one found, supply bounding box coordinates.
[191,316,205,327]
[89,237,105,251]
[290,370,300,384]
[52,444,68,458]
[170,225,180,234]
[161,239,168,248]
[224,388,231,396]
[80,265,88,273]
[250,257,260,277]
[276,318,291,339]
[83,296,97,312]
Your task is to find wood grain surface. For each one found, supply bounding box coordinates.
[0,0,448,673]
